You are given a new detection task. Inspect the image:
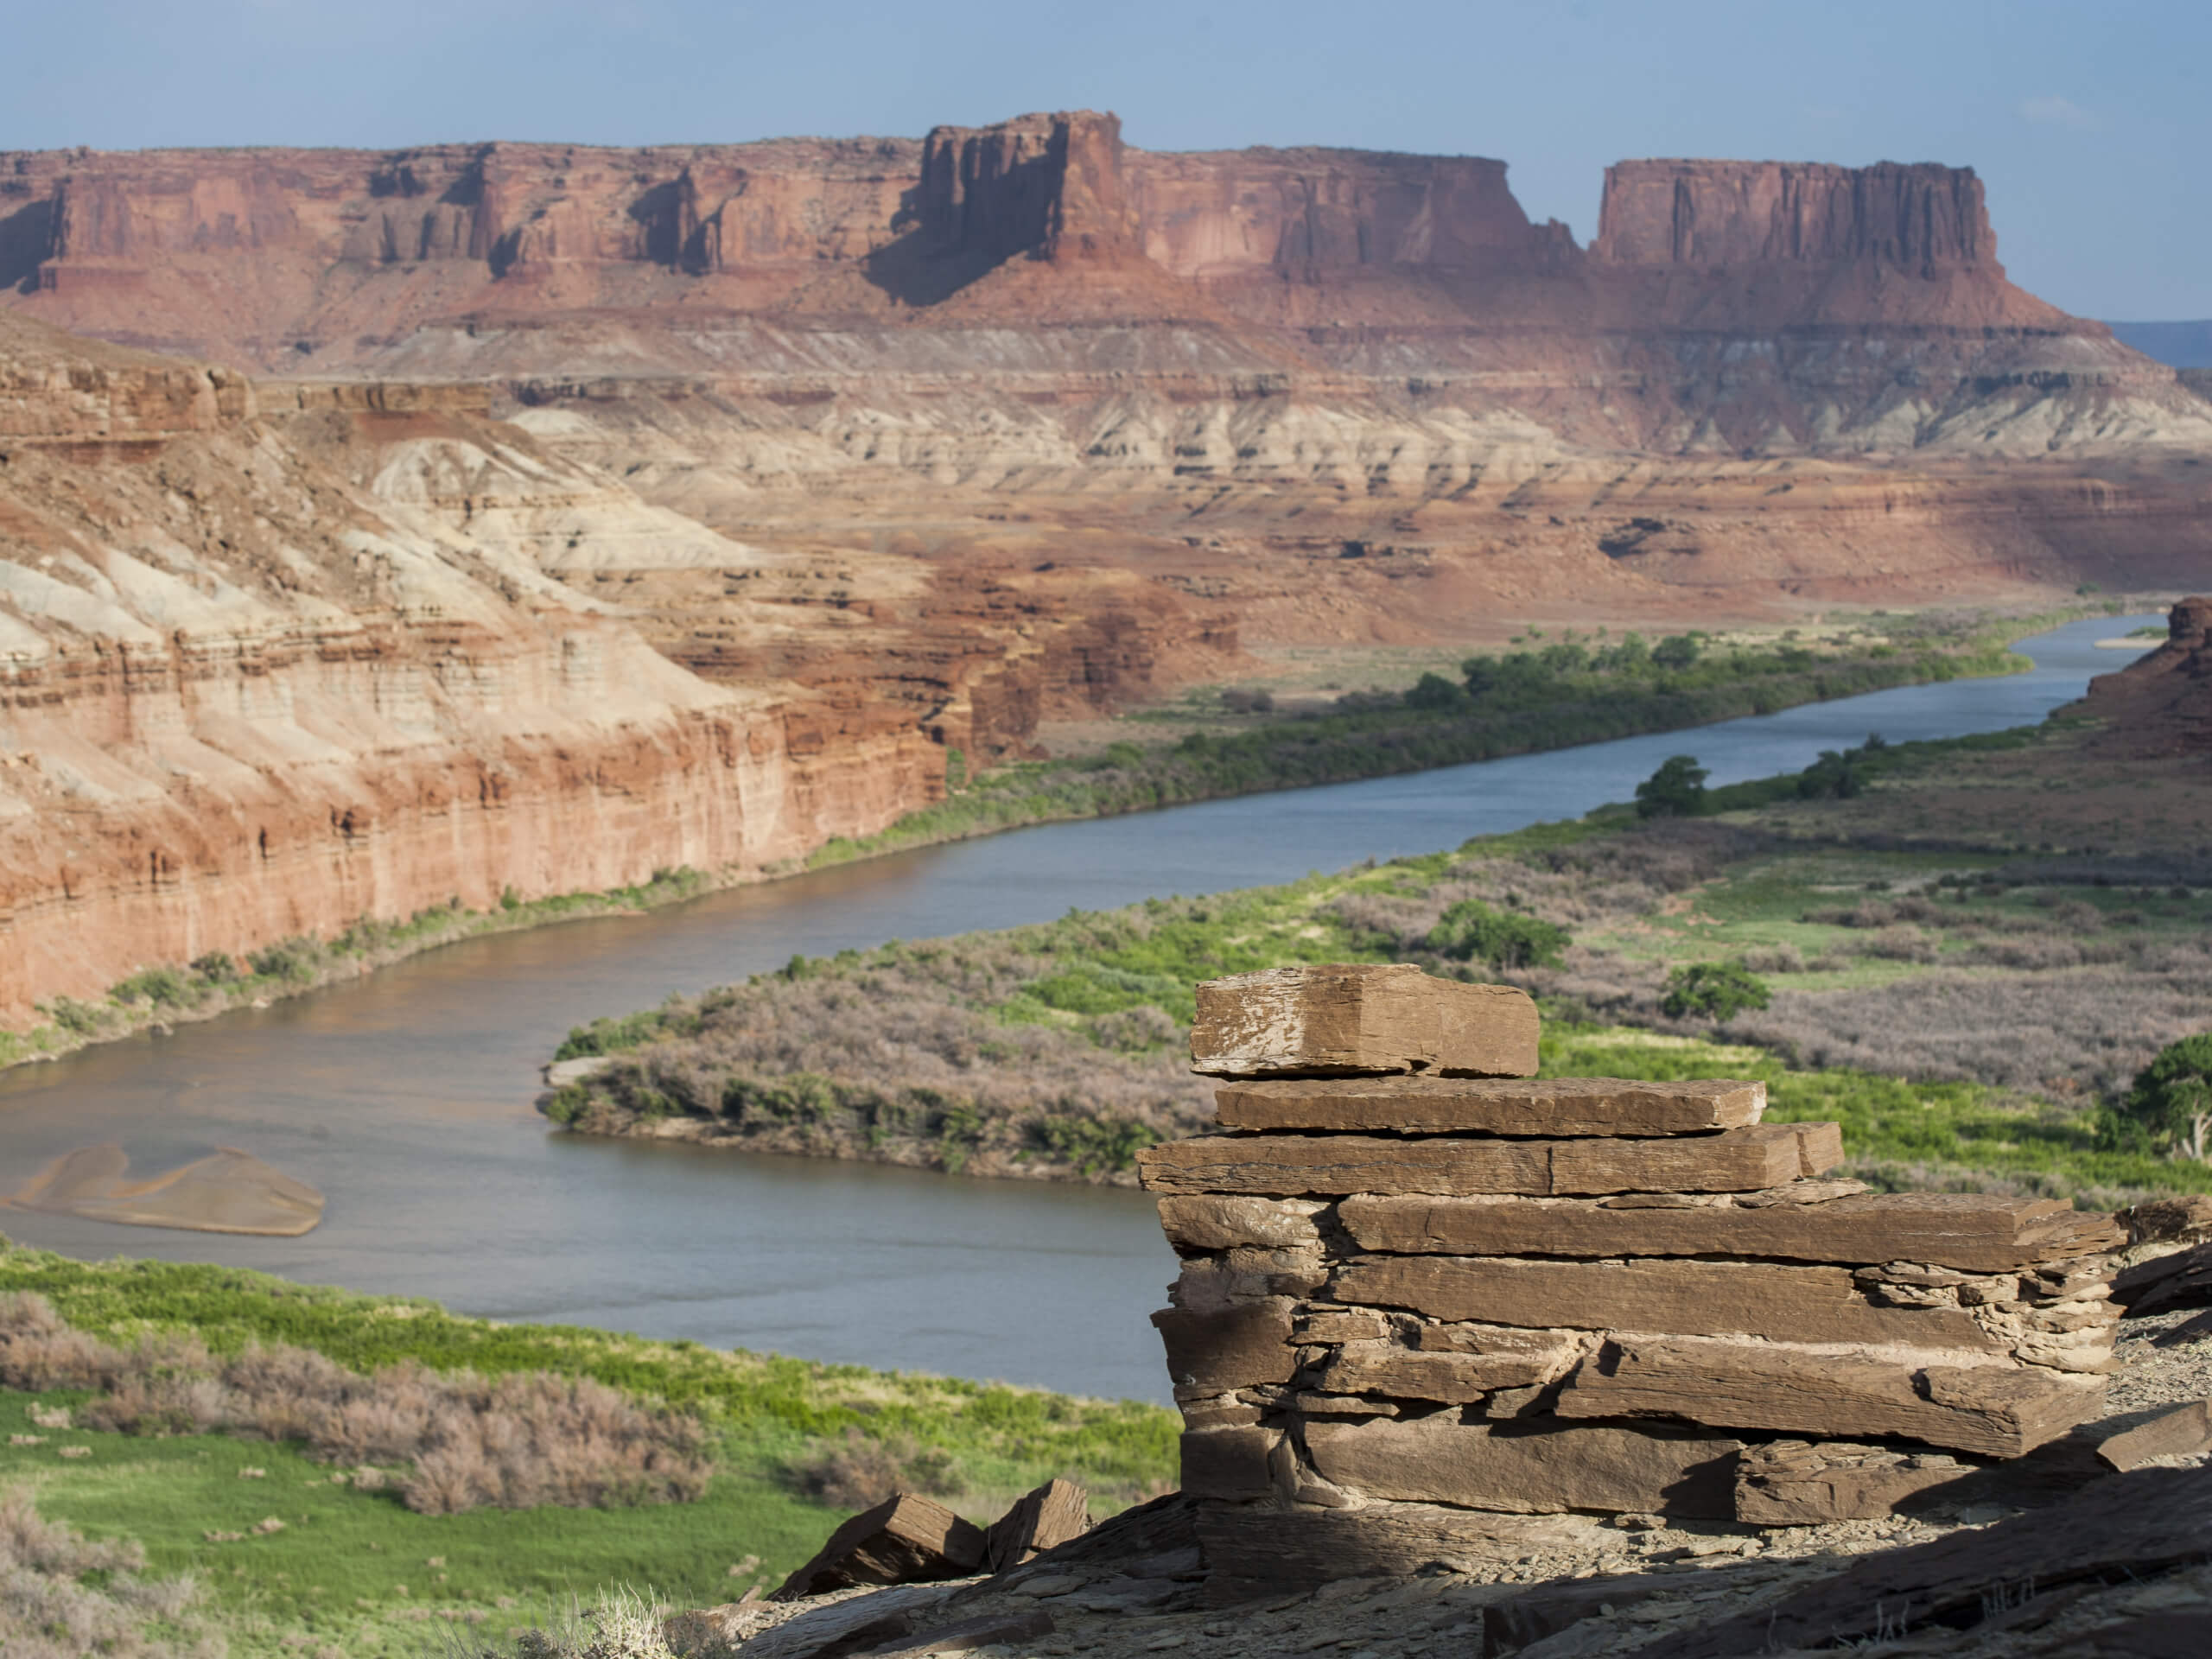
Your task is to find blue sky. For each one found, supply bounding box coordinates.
[8,0,2203,318]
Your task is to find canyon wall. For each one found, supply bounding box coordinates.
[0,315,948,1025]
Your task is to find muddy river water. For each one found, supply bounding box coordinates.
[0,615,2158,1404]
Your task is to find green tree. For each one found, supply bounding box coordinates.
[1425,899,1569,970]
[1795,749,1864,800]
[1635,754,1709,818]
[1661,961,1771,1023]
[2115,1033,2212,1161]
[1405,671,1471,711]
[1651,633,1702,671]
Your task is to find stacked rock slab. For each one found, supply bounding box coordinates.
[1137,964,2125,1590]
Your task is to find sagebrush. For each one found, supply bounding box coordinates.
[0,1293,709,1515]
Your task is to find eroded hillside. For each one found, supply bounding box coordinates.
[0,314,1237,1026]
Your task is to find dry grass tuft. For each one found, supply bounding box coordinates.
[786,1425,964,1511]
[0,1484,215,1657]
[0,1294,709,1516]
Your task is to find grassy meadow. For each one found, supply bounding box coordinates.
[0,1244,1178,1657]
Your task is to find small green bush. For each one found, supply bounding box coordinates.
[1028,1115,1155,1175]
[44,997,105,1036]
[1661,961,1772,1023]
[554,1010,673,1060]
[248,938,321,982]
[109,966,196,1008]
[540,1084,590,1126]
[188,951,238,983]
[1425,899,1569,969]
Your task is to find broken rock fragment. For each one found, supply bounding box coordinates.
[771,1494,986,1600]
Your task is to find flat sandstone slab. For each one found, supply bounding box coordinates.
[1340,1191,2124,1272]
[1304,1415,1741,1517]
[1215,1076,1764,1135]
[1137,1122,1841,1198]
[1319,1326,1587,1401]
[1327,1255,1999,1350]
[1190,964,1537,1079]
[1557,1335,2101,1459]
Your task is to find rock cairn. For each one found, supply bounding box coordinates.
[1137,963,2125,1594]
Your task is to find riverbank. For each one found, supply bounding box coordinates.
[0,605,2113,1077]
[544,713,2212,1209]
[0,1239,1177,1658]
[799,607,2071,871]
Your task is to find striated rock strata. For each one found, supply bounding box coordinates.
[0,313,1229,1027]
[1144,965,2122,1598]
[4,114,2211,635]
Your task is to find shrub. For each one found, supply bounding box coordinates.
[2110,1032,2212,1160]
[108,966,196,1009]
[1084,1005,1179,1053]
[43,997,104,1036]
[1404,671,1470,711]
[1029,1114,1156,1175]
[789,1426,964,1511]
[0,1484,207,1658]
[1661,961,1772,1022]
[1796,747,1866,799]
[1635,755,1708,819]
[1424,899,1569,969]
[0,1294,710,1516]
[188,950,238,983]
[1738,944,1806,974]
[554,1009,674,1060]
[248,938,320,982]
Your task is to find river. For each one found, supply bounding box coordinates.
[0,615,2158,1405]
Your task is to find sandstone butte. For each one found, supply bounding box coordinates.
[3,109,2211,1028]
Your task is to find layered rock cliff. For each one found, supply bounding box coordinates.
[8,118,2199,455]
[0,313,1236,1027]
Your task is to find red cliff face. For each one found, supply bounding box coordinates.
[918,110,1138,264]
[1126,147,1568,280]
[1586,159,2067,330]
[0,119,2085,362]
[1594,160,1990,271]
